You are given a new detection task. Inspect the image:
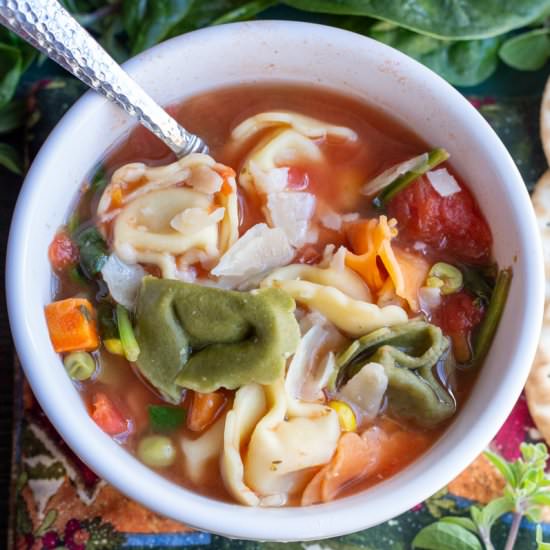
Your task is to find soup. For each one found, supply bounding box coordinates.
[44,83,509,507]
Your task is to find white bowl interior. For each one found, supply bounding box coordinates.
[7,21,544,541]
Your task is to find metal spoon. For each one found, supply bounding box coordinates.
[0,0,208,157]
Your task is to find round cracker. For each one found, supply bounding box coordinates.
[540,77,550,166]
[525,170,550,443]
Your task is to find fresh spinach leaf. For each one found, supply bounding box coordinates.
[148,405,186,432]
[167,0,250,36]
[0,142,22,174]
[422,37,501,87]
[74,226,109,277]
[126,0,195,54]
[122,0,148,42]
[500,28,550,71]
[212,0,278,25]
[283,0,550,40]
[412,521,483,550]
[369,26,500,86]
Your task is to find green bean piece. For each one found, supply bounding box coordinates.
[427,262,463,295]
[63,351,96,381]
[116,304,140,362]
[137,435,176,468]
[372,148,450,210]
[473,268,513,363]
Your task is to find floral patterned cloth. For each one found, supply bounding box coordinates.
[11,81,549,549]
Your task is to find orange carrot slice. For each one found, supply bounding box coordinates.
[187,391,227,432]
[44,298,99,353]
[302,432,376,505]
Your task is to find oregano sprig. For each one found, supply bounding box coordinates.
[413,443,550,550]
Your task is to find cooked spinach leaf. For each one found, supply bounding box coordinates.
[283,0,550,40]
[97,301,119,340]
[460,264,496,306]
[89,166,109,195]
[74,226,109,277]
[148,405,186,432]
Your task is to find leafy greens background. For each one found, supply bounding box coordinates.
[0,0,549,174]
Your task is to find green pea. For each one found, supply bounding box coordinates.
[137,435,176,468]
[63,351,96,381]
[427,262,463,295]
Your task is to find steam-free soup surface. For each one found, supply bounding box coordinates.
[46,83,500,507]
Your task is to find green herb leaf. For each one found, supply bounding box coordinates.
[127,0,194,54]
[484,449,517,486]
[148,405,186,432]
[282,0,550,40]
[0,142,22,174]
[478,496,514,530]
[74,226,109,278]
[440,516,478,534]
[412,521,483,550]
[500,28,550,71]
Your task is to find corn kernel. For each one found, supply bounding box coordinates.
[328,400,357,432]
[104,338,124,356]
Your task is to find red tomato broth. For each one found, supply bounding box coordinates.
[49,83,493,506]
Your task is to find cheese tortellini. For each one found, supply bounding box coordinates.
[98,154,238,278]
[222,379,340,507]
[263,261,371,302]
[231,112,357,195]
[262,278,407,337]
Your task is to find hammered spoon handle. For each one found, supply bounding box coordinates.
[0,0,208,157]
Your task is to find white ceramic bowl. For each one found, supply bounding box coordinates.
[7,20,544,541]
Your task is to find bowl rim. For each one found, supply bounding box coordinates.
[6,19,545,541]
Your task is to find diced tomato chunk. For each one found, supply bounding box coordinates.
[432,291,484,335]
[48,230,79,271]
[91,393,129,436]
[388,176,492,262]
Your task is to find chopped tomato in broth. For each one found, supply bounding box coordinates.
[49,230,79,271]
[388,174,492,263]
[49,83,493,506]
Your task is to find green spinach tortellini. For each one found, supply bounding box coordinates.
[134,277,300,401]
[336,321,455,428]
